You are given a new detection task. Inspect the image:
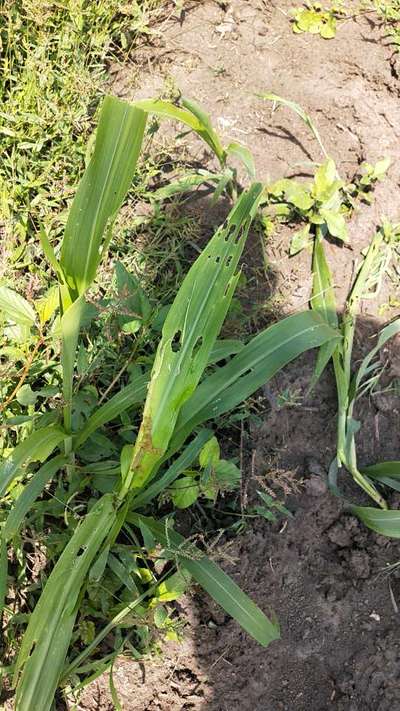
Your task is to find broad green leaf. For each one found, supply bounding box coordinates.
[60,295,88,434]
[115,261,152,328]
[39,226,64,279]
[73,371,149,449]
[226,142,256,178]
[129,514,280,647]
[0,426,65,497]
[199,437,220,468]
[290,225,312,256]
[181,96,225,164]
[170,477,199,508]
[35,286,59,325]
[3,454,67,541]
[120,445,135,487]
[372,156,391,180]
[123,184,263,493]
[313,159,341,202]
[169,311,338,454]
[16,384,38,407]
[89,545,110,583]
[215,460,241,490]
[351,506,400,538]
[130,430,213,510]
[0,286,36,327]
[153,570,190,602]
[320,17,336,39]
[15,494,116,711]
[320,208,347,241]
[60,96,147,298]
[284,181,313,211]
[359,461,400,492]
[108,553,139,594]
[361,461,400,479]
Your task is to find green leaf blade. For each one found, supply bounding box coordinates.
[60,97,147,297]
[130,514,280,647]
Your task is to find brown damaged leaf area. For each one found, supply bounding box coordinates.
[127,414,164,491]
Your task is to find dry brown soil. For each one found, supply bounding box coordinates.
[77,1,400,709]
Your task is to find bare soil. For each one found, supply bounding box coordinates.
[78,1,400,709]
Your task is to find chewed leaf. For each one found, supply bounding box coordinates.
[123,184,263,493]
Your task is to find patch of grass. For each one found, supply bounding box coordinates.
[0,0,166,257]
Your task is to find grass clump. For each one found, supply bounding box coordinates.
[0,0,164,252]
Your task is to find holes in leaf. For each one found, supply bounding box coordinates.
[225,255,233,268]
[235,226,245,244]
[171,330,182,352]
[224,224,237,242]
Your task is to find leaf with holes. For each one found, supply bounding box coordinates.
[122,184,263,494]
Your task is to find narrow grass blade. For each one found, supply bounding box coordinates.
[60,97,147,298]
[0,426,65,497]
[351,506,400,538]
[169,311,338,454]
[360,462,400,492]
[310,234,339,388]
[129,514,280,647]
[3,454,67,541]
[151,171,222,201]
[133,98,225,164]
[351,318,400,402]
[14,494,117,711]
[258,92,327,158]
[208,339,244,364]
[73,372,149,450]
[0,538,7,614]
[361,462,400,478]
[226,142,256,178]
[61,295,88,435]
[123,184,263,493]
[131,429,213,510]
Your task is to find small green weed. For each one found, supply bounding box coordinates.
[291,1,347,39]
